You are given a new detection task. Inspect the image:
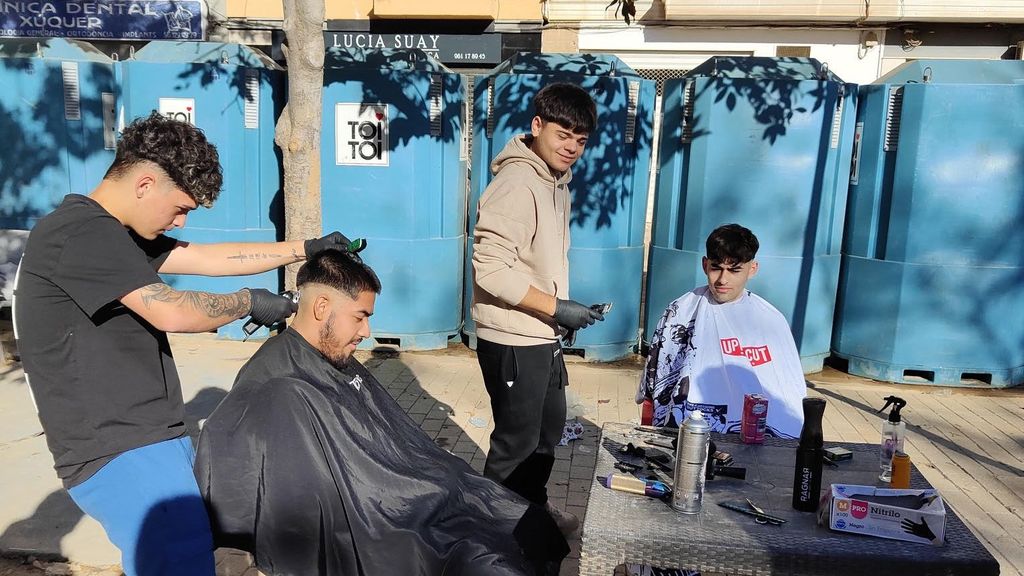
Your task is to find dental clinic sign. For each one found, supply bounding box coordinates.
[0,1,206,40]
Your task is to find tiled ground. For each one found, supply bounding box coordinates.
[1,335,1021,576]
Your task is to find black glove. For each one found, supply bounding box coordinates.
[247,288,297,327]
[304,231,352,258]
[900,517,936,541]
[553,298,605,331]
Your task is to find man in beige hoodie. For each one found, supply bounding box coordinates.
[472,83,606,536]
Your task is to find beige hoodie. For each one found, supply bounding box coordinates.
[472,134,572,346]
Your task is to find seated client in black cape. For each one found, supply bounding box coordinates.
[194,249,568,576]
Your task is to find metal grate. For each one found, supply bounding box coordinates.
[463,74,475,162]
[635,68,690,97]
[681,80,696,143]
[429,74,442,137]
[625,80,639,144]
[62,62,80,121]
[485,77,495,138]
[101,92,116,150]
[884,86,904,152]
[244,69,260,129]
[830,95,844,149]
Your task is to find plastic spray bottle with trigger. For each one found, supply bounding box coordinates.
[877,396,907,482]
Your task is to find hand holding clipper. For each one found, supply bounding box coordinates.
[242,289,300,340]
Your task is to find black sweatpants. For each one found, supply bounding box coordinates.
[477,337,568,505]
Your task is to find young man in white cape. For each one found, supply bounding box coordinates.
[636,224,806,438]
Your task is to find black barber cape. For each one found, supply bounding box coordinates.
[195,329,567,576]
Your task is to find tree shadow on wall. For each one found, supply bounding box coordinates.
[0,40,116,229]
[480,53,656,233]
[687,56,840,145]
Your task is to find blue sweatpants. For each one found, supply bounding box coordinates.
[67,436,215,576]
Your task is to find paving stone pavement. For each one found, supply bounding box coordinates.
[1,334,1022,576]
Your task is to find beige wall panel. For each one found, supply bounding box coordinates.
[663,0,863,21]
[546,0,662,22]
[497,0,543,21]
[327,0,374,19]
[226,0,283,19]
[541,28,580,52]
[372,0,499,19]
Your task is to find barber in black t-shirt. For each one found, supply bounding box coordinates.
[14,112,352,576]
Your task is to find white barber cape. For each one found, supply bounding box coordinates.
[637,286,806,438]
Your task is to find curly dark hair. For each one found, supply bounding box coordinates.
[104,112,222,208]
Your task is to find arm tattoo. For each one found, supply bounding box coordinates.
[227,251,284,262]
[139,284,251,319]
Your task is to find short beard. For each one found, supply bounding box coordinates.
[317,312,350,370]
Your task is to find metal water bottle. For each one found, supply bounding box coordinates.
[672,410,711,514]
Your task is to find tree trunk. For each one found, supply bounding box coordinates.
[275,0,325,289]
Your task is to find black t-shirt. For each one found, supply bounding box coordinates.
[16,194,181,487]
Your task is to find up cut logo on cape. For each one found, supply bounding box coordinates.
[720,337,773,367]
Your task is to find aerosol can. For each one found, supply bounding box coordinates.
[877,396,907,482]
[672,410,711,514]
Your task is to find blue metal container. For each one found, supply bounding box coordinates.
[646,57,857,373]
[833,60,1024,387]
[463,53,656,361]
[116,41,285,339]
[0,39,116,229]
[321,49,465,351]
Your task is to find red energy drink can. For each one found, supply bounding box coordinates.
[741,394,768,444]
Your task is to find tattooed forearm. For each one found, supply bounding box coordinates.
[139,284,251,319]
[227,252,285,262]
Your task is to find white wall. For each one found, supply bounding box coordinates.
[576,27,886,84]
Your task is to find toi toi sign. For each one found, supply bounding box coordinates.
[336,103,389,167]
[158,97,195,125]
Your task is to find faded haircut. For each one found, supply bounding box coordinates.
[533,82,598,135]
[297,249,382,298]
[104,111,223,208]
[706,224,759,264]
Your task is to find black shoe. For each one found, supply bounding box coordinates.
[544,501,580,536]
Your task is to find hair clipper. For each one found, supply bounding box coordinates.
[242,290,301,341]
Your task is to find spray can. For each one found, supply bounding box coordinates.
[877,396,907,482]
[792,397,827,512]
[672,410,711,514]
[741,394,769,444]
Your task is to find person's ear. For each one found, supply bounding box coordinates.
[313,293,330,322]
[701,256,709,274]
[135,172,157,200]
[749,261,759,277]
[530,116,544,138]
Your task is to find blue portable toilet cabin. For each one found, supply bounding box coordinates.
[321,48,465,351]
[0,38,116,229]
[464,53,656,361]
[646,57,857,373]
[832,60,1024,388]
[116,41,285,339]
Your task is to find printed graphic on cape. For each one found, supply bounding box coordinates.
[641,298,698,427]
[684,401,735,434]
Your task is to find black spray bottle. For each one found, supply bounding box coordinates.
[792,397,827,512]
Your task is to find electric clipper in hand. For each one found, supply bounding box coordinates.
[242,290,300,341]
[562,302,612,347]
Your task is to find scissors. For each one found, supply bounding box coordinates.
[717,500,787,526]
[746,498,777,525]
